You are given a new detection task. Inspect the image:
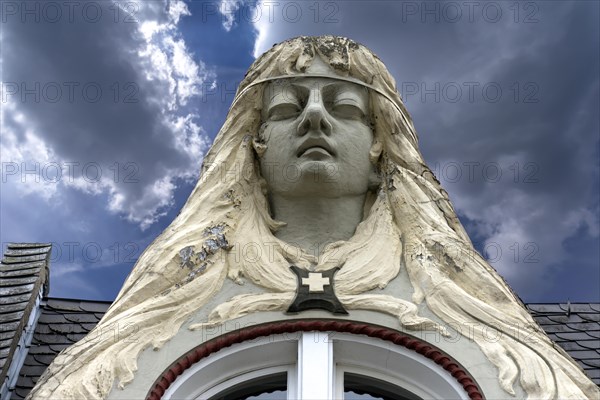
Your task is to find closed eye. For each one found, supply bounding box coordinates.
[331,102,366,120]
[268,103,301,121]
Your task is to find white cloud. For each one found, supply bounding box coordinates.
[1,0,214,230]
[219,0,242,31]
[118,176,176,230]
[0,100,59,200]
[251,0,273,57]
[137,2,211,110]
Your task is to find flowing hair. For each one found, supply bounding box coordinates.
[28,36,599,400]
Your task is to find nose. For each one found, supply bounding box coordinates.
[297,91,332,136]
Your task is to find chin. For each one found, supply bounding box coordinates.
[294,160,340,184]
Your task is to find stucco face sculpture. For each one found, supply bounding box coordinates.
[27,36,600,400]
[257,57,377,253]
[258,60,373,198]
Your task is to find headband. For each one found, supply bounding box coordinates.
[230,73,412,129]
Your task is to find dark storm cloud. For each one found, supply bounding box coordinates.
[1,0,213,228]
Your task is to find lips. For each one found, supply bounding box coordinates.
[296,137,335,157]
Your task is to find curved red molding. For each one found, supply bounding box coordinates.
[147,319,484,400]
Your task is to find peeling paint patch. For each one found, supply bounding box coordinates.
[177,224,232,284]
[203,224,231,253]
[187,263,207,280]
[178,246,196,270]
[223,189,241,208]
[203,225,226,237]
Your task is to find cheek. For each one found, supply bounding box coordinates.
[260,122,297,166]
[339,123,373,158]
[261,121,295,146]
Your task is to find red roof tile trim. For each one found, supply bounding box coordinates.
[146,320,484,400]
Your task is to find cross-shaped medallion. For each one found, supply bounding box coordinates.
[287,265,347,315]
[302,272,330,293]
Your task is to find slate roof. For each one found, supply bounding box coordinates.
[9,298,111,400]
[0,243,51,390]
[527,303,600,385]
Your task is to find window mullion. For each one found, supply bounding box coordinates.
[297,331,333,400]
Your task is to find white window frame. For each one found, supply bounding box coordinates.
[200,365,294,399]
[162,331,469,400]
[332,333,467,399]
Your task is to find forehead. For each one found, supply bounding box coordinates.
[263,78,368,104]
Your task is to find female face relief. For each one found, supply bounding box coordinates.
[257,58,374,199]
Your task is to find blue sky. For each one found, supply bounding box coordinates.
[1,0,598,303]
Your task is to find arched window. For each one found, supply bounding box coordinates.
[155,323,480,400]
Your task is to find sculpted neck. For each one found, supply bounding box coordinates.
[269,193,367,258]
